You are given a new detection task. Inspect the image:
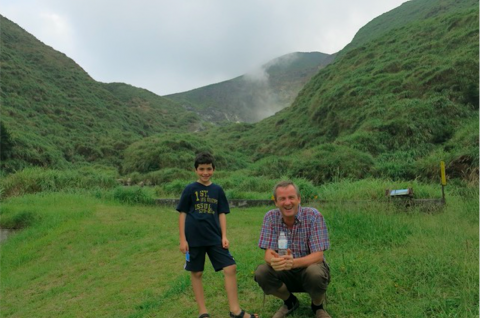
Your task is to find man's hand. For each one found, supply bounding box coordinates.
[270,249,294,271]
[179,239,189,254]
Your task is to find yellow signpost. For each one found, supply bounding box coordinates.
[440,161,446,202]
[440,161,447,186]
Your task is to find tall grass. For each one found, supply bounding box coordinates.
[0,167,118,199]
[0,167,454,204]
[0,180,477,317]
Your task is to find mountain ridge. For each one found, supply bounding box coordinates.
[165,51,335,123]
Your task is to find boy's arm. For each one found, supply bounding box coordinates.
[178,212,188,254]
[219,213,229,249]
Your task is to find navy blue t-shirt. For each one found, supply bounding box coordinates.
[176,182,230,247]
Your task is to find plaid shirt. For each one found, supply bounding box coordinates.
[258,206,330,259]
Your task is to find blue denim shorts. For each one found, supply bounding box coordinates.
[185,245,236,272]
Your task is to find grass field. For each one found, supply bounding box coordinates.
[0,184,478,317]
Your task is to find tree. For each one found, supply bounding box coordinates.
[1,122,14,161]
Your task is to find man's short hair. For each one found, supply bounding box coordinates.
[194,152,216,169]
[273,180,300,201]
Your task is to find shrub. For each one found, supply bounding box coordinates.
[250,156,294,179]
[121,133,212,174]
[0,167,118,198]
[0,122,13,161]
[224,189,265,200]
[292,178,318,202]
[112,186,154,205]
[144,168,193,185]
[236,176,274,193]
[0,208,39,229]
[375,152,418,180]
[290,145,375,184]
[162,179,189,196]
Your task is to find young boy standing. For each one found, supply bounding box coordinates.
[177,152,258,318]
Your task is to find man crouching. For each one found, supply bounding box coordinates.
[254,181,331,318]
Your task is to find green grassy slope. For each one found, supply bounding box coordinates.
[165,52,335,123]
[0,16,200,171]
[217,2,479,183]
[341,0,479,54]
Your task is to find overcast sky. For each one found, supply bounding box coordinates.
[3,0,409,96]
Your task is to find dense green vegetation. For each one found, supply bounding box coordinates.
[0,16,202,172]
[211,3,479,184]
[342,0,479,54]
[1,0,477,189]
[1,182,477,317]
[165,52,335,123]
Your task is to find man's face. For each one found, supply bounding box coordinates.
[274,185,301,219]
[195,163,214,185]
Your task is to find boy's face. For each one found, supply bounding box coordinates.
[195,163,214,185]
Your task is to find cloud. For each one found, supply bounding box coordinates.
[38,12,75,52]
[244,67,269,83]
[1,0,409,95]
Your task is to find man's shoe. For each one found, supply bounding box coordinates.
[272,297,299,318]
[312,294,330,318]
[314,307,331,318]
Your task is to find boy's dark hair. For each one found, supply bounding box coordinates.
[194,152,216,169]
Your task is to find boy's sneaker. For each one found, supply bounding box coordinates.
[272,296,299,318]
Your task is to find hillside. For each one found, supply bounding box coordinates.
[165,52,335,123]
[1,0,478,186]
[0,15,201,171]
[200,0,479,183]
[342,0,479,54]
